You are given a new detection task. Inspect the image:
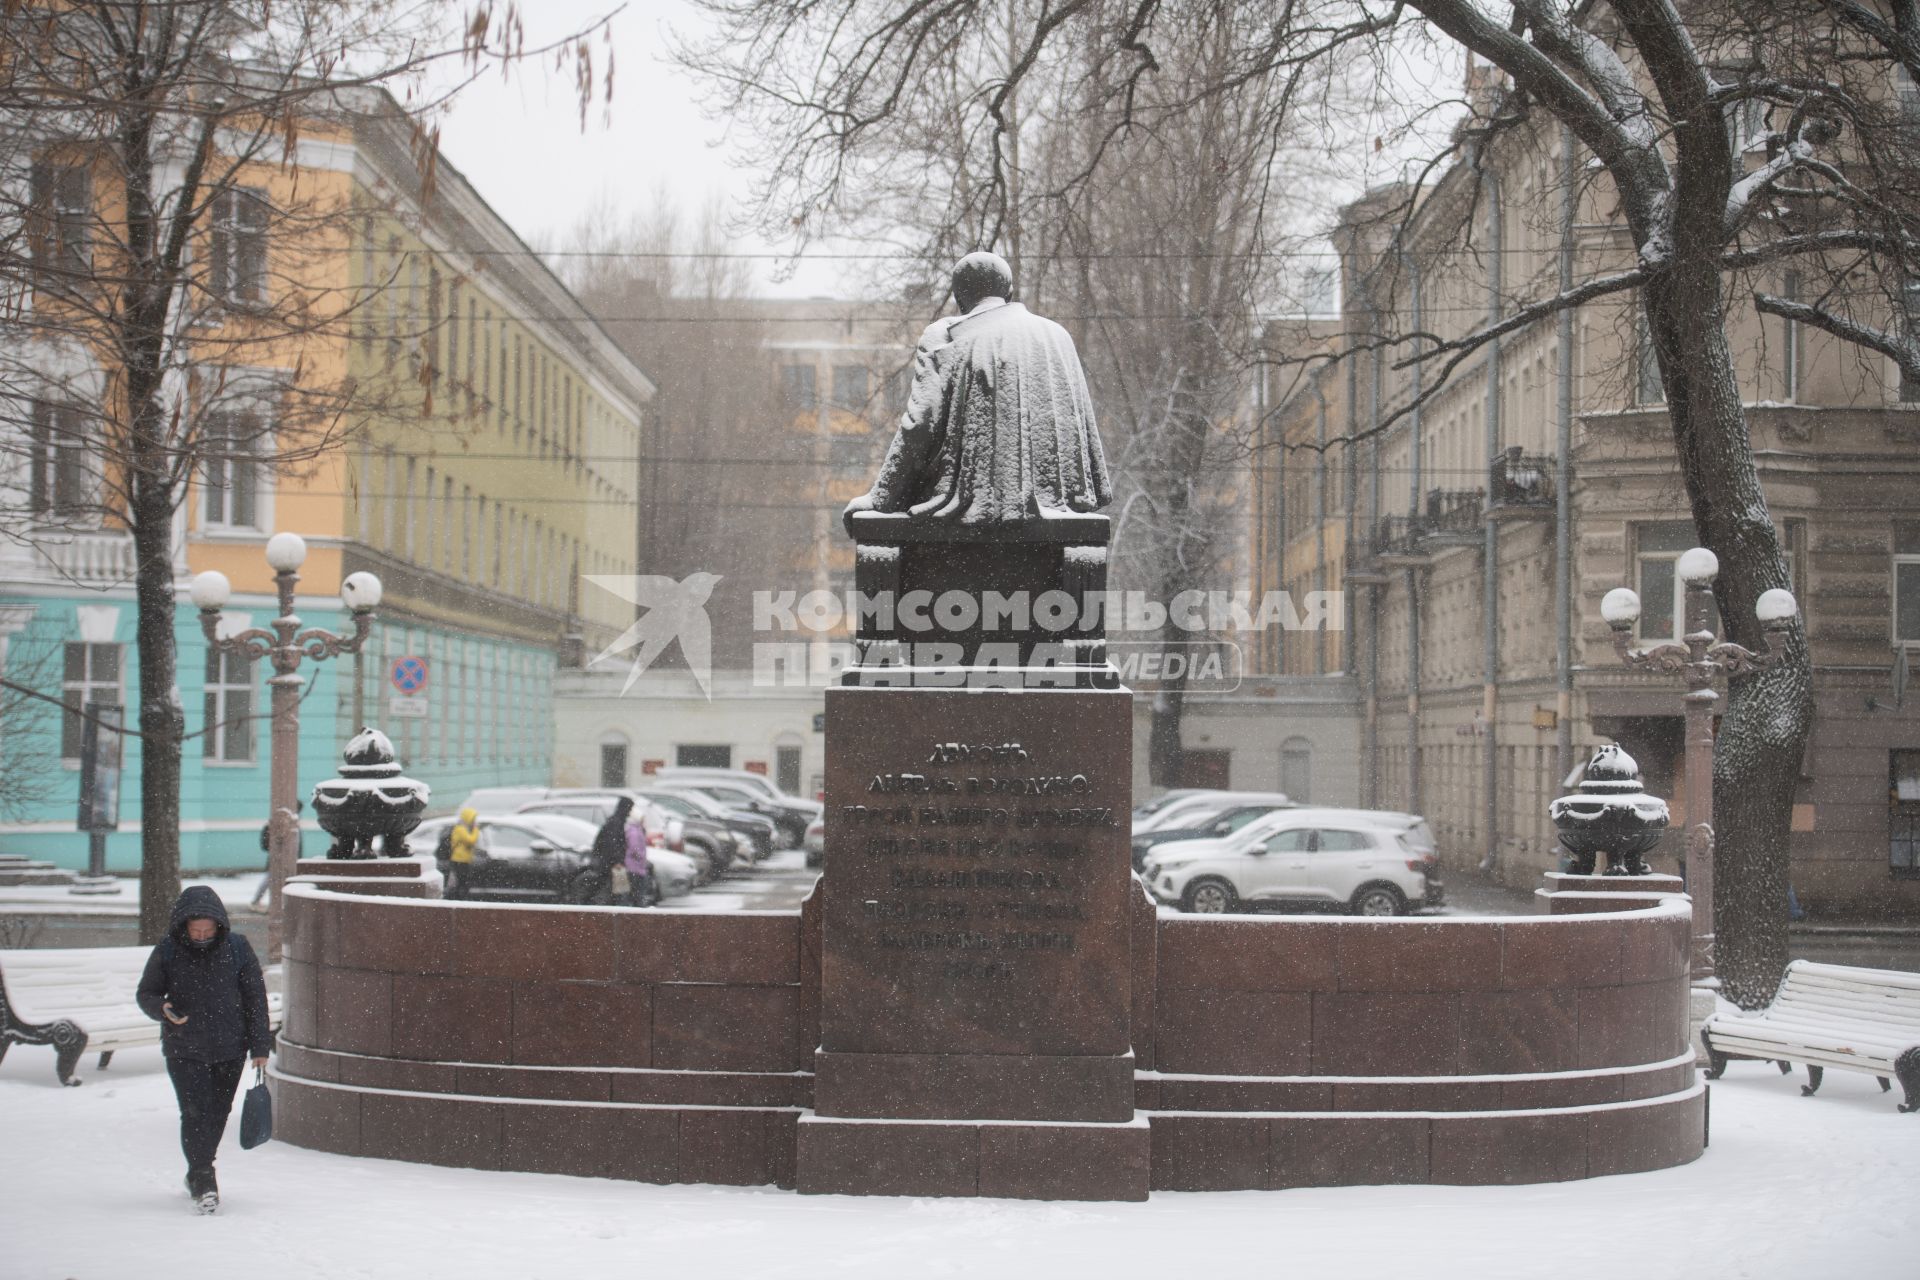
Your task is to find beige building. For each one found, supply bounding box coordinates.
[1259,115,1920,917]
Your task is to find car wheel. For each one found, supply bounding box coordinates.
[1182,877,1237,914]
[1349,883,1407,917]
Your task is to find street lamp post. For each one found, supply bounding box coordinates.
[191,533,382,961]
[1600,548,1797,987]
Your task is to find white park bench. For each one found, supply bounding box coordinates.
[0,947,282,1086]
[1701,959,1920,1113]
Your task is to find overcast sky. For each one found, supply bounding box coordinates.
[428,3,1463,309]
[431,0,849,299]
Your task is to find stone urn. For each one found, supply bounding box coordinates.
[1549,744,1670,876]
[311,727,431,859]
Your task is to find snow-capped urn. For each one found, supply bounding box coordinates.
[1549,744,1671,876]
[311,726,430,859]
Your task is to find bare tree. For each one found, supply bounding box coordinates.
[670,0,1920,1003]
[549,188,790,669]
[0,1,609,942]
[679,2,1348,779]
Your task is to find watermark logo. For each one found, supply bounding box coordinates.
[1109,641,1243,691]
[585,573,723,698]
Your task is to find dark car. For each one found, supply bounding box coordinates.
[518,792,739,882]
[435,814,604,903]
[1131,802,1294,871]
[675,781,816,848]
[641,788,777,861]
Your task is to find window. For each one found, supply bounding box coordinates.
[209,187,269,304]
[1896,523,1920,646]
[1781,270,1801,401]
[1281,737,1312,803]
[600,736,630,788]
[1632,521,1700,642]
[446,282,461,390]
[829,435,872,471]
[780,364,817,412]
[28,398,88,517]
[202,409,263,529]
[1318,829,1374,853]
[677,744,733,768]
[31,161,91,279]
[427,266,442,380]
[1634,304,1665,405]
[384,238,401,362]
[884,366,911,417]
[831,365,869,410]
[203,647,256,763]
[62,642,121,760]
[1902,280,1920,404]
[1263,829,1312,854]
[1892,751,1920,878]
[777,744,802,794]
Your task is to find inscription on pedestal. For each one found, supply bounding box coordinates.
[821,687,1133,1058]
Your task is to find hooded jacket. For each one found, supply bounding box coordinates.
[136,886,273,1062]
[449,809,480,864]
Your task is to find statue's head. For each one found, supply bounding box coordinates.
[952,251,1013,312]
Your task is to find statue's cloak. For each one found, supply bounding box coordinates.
[865,301,1111,524]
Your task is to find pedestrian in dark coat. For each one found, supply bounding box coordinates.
[584,796,635,902]
[136,885,272,1212]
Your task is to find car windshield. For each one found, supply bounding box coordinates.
[696,784,758,805]
[1215,807,1274,833]
[503,814,598,848]
[645,789,725,818]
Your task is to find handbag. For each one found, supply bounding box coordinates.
[239,1063,273,1149]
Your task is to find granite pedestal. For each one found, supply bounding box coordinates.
[798,684,1148,1199]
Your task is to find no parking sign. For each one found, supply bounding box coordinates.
[390,655,429,695]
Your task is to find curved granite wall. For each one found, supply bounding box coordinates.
[275,883,1703,1193]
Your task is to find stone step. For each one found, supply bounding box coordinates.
[0,867,78,886]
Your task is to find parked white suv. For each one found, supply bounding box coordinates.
[1141,808,1443,916]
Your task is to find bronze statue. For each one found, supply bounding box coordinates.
[847,252,1111,526]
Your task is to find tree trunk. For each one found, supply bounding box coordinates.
[131,484,183,944]
[1644,257,1814,1009]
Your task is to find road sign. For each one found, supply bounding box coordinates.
[390,655,429,694]
[388,695,429,719]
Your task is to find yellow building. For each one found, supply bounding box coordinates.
[1,89,654,869]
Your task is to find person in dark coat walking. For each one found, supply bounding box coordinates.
[585,796,635,903]
[136,885,272,1212]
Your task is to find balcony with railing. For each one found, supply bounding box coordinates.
[1487,447,1556,518]
[32,529,138,589]
[1420,488,1485,546]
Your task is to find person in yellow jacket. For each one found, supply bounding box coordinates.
[445,808,480,899]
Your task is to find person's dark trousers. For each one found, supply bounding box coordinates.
[166,1056,246,1176]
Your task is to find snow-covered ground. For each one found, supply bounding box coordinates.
[2,1044,1913,1279]
[0,873,264,916]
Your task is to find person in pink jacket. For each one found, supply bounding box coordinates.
[623,815,655,907]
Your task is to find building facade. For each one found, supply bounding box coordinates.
[0,92,653,871]
[1258,110,1920,917]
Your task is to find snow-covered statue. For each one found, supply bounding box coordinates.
[846,251,1112,525]
[1549,745,1671,876]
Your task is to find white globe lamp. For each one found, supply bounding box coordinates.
[189,570,231,612]
[264,531,309,572]
[341,571,383,614]
[1676,546,1719,586]
[1756,588,1798,625]
[1600,587,1641,628]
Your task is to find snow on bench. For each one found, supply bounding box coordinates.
[0,947,283,1086]
[1701,959,1920,1113]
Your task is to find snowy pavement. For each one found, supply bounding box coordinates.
[1,1043,1913,1279]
